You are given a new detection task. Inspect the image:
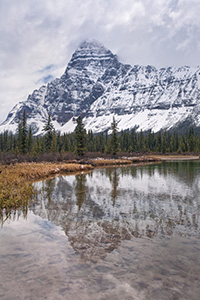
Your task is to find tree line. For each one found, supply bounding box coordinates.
[0,111,199,157]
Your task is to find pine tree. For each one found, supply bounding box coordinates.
[42,114,54,152]
[0,134,3,152]
[147,130,155,152]
[155,131,162,152]
[161,131,167,153]
[87,130,95,152]
[74,116,86,156]
[3,131,8,152]
[32,136,42,157]
[62,133,69,152]
[188,127,195,152]
[56,131,62,152]
[27,126,33,153]
[108,117,119,156]
[17,110,28,154]
[138,130,144,152]
[68,133,75,152]
[51,131,57,153]
[130,128,137,152]
[98,132,105,153]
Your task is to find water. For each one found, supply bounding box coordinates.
[0,161,200,300]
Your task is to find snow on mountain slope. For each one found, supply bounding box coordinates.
[1,40,200,135]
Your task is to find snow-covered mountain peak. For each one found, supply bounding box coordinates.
[77,39,108,51]
[73,39,114,57]
[1,40,200,135]
[68,40,116,68]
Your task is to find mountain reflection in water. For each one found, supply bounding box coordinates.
[32,161,200,262]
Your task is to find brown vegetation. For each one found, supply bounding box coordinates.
[88,158,132,166]
[0,162,94,212]
[8,162,94,180]
[0,166,33,212]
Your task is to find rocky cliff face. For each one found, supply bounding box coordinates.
[1,40,200,134]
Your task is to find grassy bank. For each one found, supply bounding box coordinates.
[0,162,94,212]
[0,167,33,212]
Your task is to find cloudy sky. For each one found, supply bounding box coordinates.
[0,0,200,124]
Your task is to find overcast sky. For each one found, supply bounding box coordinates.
[0,0,200,124]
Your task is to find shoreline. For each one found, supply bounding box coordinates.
[148,154,200,161]
[0,154,199,180]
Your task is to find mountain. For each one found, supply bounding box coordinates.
[1,39,200,135]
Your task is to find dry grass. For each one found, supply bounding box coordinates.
[6,162,94,180]
[0,162,94,212]
[90,158,133,166]
[123,156,162,163]
[0,167,33,211]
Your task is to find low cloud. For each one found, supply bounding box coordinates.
[0,0,200,124]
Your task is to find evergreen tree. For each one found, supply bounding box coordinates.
[0,134,3,152]
[87,130,95,152]
[130,128,137,152]
[17,110,28,154]
[32,136,42,157]
[161,131,167,153]
[195,136,200,152]
[95,135,100,152]
[155,131,162,152]
[56,131,62,152]
[105,130,109,148]
[138,130,145,152]
[27,126,33,153]
[107,117,119,156]
[172,132,179,152]
[178,136,186,153]
[188,127,195,152]
[98,132,105,153]
[42,114,54,152]
[51,131,57,153]
[74,116,87,156]
[119,130,130,152]
[62,133,69,152]
[147,130,155,152]
[68,133,75,152]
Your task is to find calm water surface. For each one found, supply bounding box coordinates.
[0,161,200,300]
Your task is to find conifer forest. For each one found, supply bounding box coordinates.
[0,112,199,161]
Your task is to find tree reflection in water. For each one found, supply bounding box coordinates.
[106,168,120,206]
[75,174,87,211]
[13,161,200,261]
